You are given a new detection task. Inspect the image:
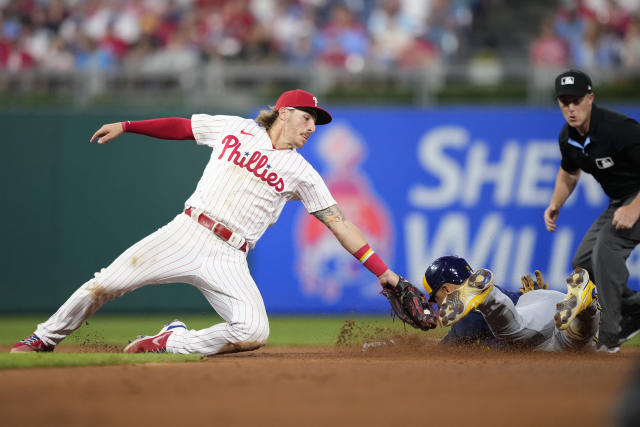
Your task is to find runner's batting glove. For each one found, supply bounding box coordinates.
[381,277,438,330]
[519,270,549,294]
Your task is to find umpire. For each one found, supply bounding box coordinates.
[544,69,640,352]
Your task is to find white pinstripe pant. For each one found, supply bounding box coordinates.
[35,213,270,356]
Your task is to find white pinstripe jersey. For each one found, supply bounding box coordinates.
[185,114,336,247]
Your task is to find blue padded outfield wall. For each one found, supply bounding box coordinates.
[2,106,639,313]
[255,106,640,313]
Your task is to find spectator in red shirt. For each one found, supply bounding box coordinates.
[315,4,369,68]
[530,18,570,67]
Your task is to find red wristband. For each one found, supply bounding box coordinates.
[353,244,388,277]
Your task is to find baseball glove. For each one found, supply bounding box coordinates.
[381,277,438,330]
[519,270,549,294]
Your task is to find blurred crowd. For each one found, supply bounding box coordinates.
[3,0,640,78]
[531,0,640,71]
[0,0,482,74]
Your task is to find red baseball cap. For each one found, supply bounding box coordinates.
[274,89,332,125]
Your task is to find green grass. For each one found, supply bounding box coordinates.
[1,353,203,369]
[0,314,636,369]
[2,313,638,348]
[0,314,435,369]
[0,314,433,347]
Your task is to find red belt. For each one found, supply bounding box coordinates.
[185,207,247,252]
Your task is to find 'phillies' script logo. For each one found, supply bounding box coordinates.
[218,135,285,192]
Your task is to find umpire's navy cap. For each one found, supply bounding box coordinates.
[555,69,593,97]
[423,256,473,301]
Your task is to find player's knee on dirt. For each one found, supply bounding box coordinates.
[227,319,270,351]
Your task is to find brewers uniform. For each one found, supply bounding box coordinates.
[439,285,520,349]
[424,256,600,352]
[457,281,600,352]
[11,90,397,355]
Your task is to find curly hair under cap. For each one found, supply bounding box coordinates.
[255,108,279,130]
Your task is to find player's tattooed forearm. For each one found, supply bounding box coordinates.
[313,205,345,225]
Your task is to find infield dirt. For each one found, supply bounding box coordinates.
[1,340,639,427]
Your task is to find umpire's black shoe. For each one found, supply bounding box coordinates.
[596,330,621,353]
[619,315,640,345]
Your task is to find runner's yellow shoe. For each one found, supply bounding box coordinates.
[439,268,494,327]
[554,267,598,331]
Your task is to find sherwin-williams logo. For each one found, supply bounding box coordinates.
[561,76,575,85]
[294,125,393,303]
[595,157,614,169]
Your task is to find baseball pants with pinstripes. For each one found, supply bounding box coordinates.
[34,213,269,356]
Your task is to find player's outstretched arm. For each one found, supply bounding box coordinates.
[90,118,194,144]
[376,269,400,288]
[312,204,437,330]
[90,122,124,144]
[312,204,398,286]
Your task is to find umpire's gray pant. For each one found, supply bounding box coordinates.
[572,191,640,336]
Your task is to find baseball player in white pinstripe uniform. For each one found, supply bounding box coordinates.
[11,89,408,356]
